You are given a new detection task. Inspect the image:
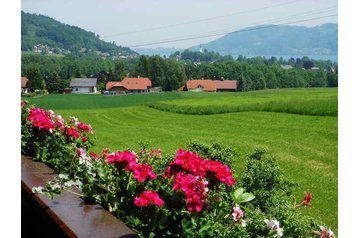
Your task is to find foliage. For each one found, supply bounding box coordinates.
[21,101,95,171]
[24,65,46,91]
[21,11,137,56]
[22,50,337,93]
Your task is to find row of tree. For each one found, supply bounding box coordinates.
[21,51,338,93]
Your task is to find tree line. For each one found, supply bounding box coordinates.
[21,51,338,93]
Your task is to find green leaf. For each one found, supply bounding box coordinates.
[232,188,244,200]
[236,193,256,203]
[198,223,212,233]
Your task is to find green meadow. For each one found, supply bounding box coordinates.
[24,88,338,232]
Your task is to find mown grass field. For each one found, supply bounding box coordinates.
[24,88,338,232]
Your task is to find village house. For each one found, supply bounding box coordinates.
[21,77,29,93]
[69,78,98,94]
[106,77,152,94]
[183,79,217,92]
[214,80,237,92]
[181,79,237,92]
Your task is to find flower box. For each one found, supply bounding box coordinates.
[21,155,137,238]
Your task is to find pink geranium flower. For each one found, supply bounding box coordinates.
[66,126,80,139]
[132,163,157,182]
[28,108,55,130]
[134,191,164,207]
[77,122,93,133]
[106,151,137,171]
[173,172,208,213]
[89,152,98,160]
[232,204,244,222]
[202,160,235,186]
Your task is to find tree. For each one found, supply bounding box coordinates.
[135,55,149,77]
[45,71,66,93]
[237,72,246,92]
[302,60,314,69]
[326,72,338,87]
[25,65,46,91]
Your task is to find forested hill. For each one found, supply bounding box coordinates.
[190,24,338,60]
[21,11,138,57]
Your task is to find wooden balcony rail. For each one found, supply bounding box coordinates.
[21,155,137,238]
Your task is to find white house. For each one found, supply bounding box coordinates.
[69,78,98,94]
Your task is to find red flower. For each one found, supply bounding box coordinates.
[202,160,235,186]
[165,149,205,177]
[27,108,55,130]
[77,122,93,133]
[134,191,164,207]
[132,163,157,182]
[82,136,88,142]
[295,192,313,209]
[90,152,98,160]
[66,126,80,139]
[173,172,208,213]
[302,192,312,206]
[21,100,25,108]
[106,151,137,171]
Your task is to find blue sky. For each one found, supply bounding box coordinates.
[21,0,337,49]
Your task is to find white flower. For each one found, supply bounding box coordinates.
[232,204,244,222]
[32,186,44,193]
[241,220,247,227]
[276,227,284,237]
[264,219,284,237]
[48,110,55,117]
[319,226,335,238]
[70,116,78,125]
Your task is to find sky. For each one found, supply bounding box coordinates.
[21,0,337,49]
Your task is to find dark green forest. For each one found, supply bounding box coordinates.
[21,50,338,93]
[21,11,137,56]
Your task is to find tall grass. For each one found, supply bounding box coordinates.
[147,89,338,116]
[148,97,337,116]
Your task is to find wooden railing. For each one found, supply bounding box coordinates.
[21,155,137,238]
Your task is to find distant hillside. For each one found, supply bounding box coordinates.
[134,47,183,57]
[21,11,138,57]
[190,24,338,61]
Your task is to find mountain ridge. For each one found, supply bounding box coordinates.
[189,23,338,61]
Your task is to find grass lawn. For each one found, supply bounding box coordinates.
[24,88,338,232]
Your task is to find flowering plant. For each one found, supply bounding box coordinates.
[22,102,335,237]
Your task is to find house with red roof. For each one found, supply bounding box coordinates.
[214,80,237,92]
[182,79,237,92]
[106,77,152,94]
[183,79,217,92]
[21,77,29,93]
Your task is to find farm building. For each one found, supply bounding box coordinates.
[69,78,98,94]
[21,77,29,93]
[106,77,152,94]
[184,79,217,92]
[214,80,237,92]
[182,79,237,92]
